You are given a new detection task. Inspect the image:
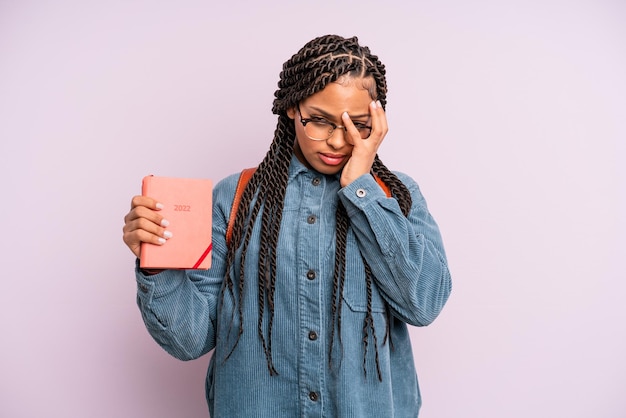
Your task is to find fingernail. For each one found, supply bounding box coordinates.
[161,219,170,227]
[163,230,173,239]
[371,101,377,109]
[156,203,164,210]
[158,237,166,244]
[376,100,382,108]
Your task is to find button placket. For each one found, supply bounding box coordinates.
[297,173,325,415]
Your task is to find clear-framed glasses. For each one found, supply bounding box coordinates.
[297,104,372,141]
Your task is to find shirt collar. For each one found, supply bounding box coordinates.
[287,153,309,182]
[287,154,343,183]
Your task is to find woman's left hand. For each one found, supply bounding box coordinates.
[340,100,388,187]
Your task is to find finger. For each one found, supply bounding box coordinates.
[123,209,168,232]
[123,227,168,258]
[123,198,171,258]
[130,195,164,211]
[134,205,169,227]
[124,219,170,243]
[369,100,388,140]
[123,216,172,257]
[130,195,161,210]
[340,112,362,145]
[125,196,161,225]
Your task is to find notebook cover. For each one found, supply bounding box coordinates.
[139,175,213,270]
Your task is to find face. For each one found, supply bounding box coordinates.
[287,76,375,175]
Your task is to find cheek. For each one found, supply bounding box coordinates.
[294,126,312,151]
[296,136,314,156]
[298,122,311,140]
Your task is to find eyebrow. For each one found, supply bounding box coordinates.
[307,105,370,121]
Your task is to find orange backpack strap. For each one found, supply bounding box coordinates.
[225,168,391,245]
[226,167,256,245]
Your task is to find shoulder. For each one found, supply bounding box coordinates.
[214,171,242,195]
[391,171,416,188]
[211,171,244,220]
[390,171,428,208]
[389,170,421,193]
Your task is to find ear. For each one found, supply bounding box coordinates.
[286,106,296,119]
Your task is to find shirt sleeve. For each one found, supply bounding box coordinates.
[338,172,452,326]
[134,173,239,360]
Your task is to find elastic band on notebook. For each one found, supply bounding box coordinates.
[193,243,213,269]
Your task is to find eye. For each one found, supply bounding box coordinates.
[310,117,332,125]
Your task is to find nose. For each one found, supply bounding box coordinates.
[327,126,351,149]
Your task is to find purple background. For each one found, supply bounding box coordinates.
[1,1,624,417]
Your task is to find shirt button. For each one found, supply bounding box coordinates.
[307,215,316,224]
[306,270,316,280]
[308,331,318,341]
[356,188,367,198]
[309,391,319,402]
[139,284,149,293]
[312,177,321,186]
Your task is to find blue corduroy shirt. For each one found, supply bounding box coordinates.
[135,156,451,417]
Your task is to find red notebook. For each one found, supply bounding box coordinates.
[140,175,213,270]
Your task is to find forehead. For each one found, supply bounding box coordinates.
[303,76,376,112]
[335,74,375,89]
[335,75,376,99]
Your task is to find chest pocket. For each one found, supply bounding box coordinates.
[340,232,387,314]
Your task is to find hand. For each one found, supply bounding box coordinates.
[340,100,388,187]
[122,196,171,258]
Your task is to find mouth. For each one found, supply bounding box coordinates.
[319,153,347,166]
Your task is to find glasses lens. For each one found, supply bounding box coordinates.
[304,121,334,141]
[356,126,371,139]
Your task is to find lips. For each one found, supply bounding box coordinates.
[319,153,346,166]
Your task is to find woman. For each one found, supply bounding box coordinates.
[123,34,451,417]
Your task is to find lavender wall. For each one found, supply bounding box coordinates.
[1,1,624,417]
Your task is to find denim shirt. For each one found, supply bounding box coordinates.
[135,156,452,417]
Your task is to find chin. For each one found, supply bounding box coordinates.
[314,165,344,175]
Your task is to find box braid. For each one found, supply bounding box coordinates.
[220,35,412,381]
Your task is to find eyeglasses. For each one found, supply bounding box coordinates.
[297,104,372,141]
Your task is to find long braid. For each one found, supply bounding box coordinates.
[372,155,412,216]
[221,118,292,372]
[220,34,412,380]
[329,202,349,370]
[362,258,383,381]
[369,156,412,355]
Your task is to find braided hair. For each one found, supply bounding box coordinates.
[220,34,412,381]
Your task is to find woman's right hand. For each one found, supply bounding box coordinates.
[122,196,172,258]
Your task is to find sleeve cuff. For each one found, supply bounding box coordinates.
[134,259,185,301]
[339,174,386,215]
